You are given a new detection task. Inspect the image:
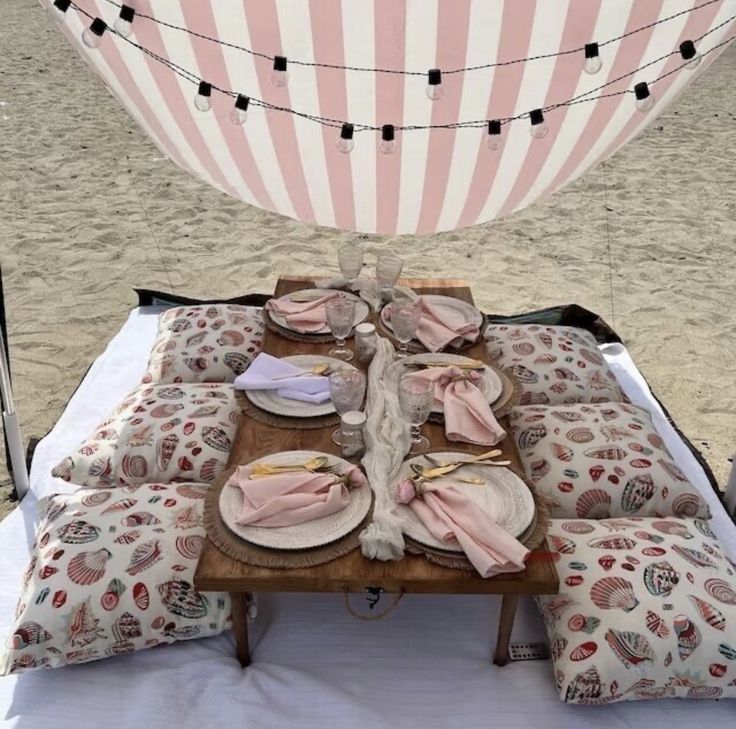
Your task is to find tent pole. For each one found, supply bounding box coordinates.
[0,326,28,500]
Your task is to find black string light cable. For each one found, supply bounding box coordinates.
[56,1,735,150]
[89,0,726,77]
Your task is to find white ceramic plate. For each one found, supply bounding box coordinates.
[268,288,369,335]
[394,452,535,552]
[219,450,373,550]
[380,295,483,348]
[243,355,357,418]
[384,353,503,414]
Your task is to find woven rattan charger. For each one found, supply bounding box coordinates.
[194,276,558,669]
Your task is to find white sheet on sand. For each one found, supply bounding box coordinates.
[0,308,734,729]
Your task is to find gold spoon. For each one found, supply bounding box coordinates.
[248,456,329,478]
[420,450,506,478]
[409,464,485,485]
[270,362,332,380]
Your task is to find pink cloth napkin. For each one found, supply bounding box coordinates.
[227,465,366,527]
[407,367,505,446]
[414,296,480,352]
[396,479,529,578]
[266,292,339,333]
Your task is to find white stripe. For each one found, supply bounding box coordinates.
[275,0,335,227]
[341,0,376,233]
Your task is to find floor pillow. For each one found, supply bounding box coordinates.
[537,517,736,703]
[51,383,239,488]
[142,304,263,384]
[484,324,626,405]
[509,402,711,520]
[1,483,230,674]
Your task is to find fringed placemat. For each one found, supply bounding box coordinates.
[204,473,374,569]
[263,309,339,344]
[237,390,340,430]
[376,315,487,355]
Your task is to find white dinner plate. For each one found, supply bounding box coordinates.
[384,353,503,415]
[244,355,357,418]
[219,450,373,550]
[268,289,369,335]
[394,452,535,552]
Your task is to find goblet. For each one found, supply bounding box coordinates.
[398,375,434,455]
[376,252,404,295]
[326,296,356,361]
[338,243,364,280]
[390,301,421,358]
[329,368,367,445]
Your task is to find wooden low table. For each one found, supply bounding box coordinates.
[194,276,559,667]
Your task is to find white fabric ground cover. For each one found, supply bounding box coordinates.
[0,308,734,728]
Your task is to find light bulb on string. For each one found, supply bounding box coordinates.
[426,68,443,100]
[529,108,548,139]
[230,94,249,124]
[337,123,354,154]
[486,119,502,151]
[679,40,701,70]
[82,18,107,49]
[114,5,136,38]
[194,81,212,112]
[51,0,71,15]
[584,43,602,74]
[271,56,288,87]
[379,124,396,155]
[634,82,654,112]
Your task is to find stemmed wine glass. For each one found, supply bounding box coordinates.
[398,375,434,455]
[390,301,421,359]
[376,252,403,296]
[326,296,356,361]
[329,368,367,445]
[338,243,364,280]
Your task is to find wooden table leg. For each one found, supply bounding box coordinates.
[493,595,519,666]
[230,592,251,667]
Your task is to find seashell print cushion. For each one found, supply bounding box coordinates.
[537,517,736,703]
[509,402,710,520]
[142,304,264,384]
[484,324,626,405]
[51,383,239,488]
[0,483,230,675]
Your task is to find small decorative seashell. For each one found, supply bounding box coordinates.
[604,629,655,669]
[121,454,148,480]
[718,643,736,660]
[158,386,185,400]
[651,521,693,539]
[620,475,655,513]
[126,539,163,576]
[561,521,594,535]
[629,458,652,469]
[67,548,112,586]
[583,446,627,460]
[645,610,670,638]
[693,519,717,539]
[224,352,250,375]
[566,427,594,444]
[121,512,161,527]
[588,465,604,482]
[569,641,597,662]
[217,330,246,347]
[80,491,111,507]
[689,595,726,631]
[102,498,137,514]
[586,535,637,550]
[529,459,550,483]
[133,582,150,610]
[657,458,688,481]
[590,577,638,612]
[671,493,703,518]
[643,561,680,597]
[176,483,208,499]
[550,535,576,554]
[704,578,736,606]
[175,534,204,560]
[517,424,547,450]
[56,520,100,545]
[157,579,209,619]
[671,544,717,568]
[551,410,585,423]
[575,489,611,519]
[551,443,574,462]
[199,457,223,482]
[642,546,666,557]
[674,615,701,661]
[201,426,232,453]
[157,434,179,470]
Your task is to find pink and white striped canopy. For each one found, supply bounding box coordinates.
[52,0,735,234]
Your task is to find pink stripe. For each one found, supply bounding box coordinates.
[587,2,728,173]
[539,1,666,201]
[241,0,316,223]
[374,0,407,235]
[309,0,356,231]
[497,0,603,218]
[73,0,190,173]
[456,0,538,229]
[415,0,472,235]
[179,2,275,211]
[131,1,241,198]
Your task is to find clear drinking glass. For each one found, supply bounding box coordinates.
[376,252,404,294]
[398,375,434,455]
[326,296,356,361]
[338,243,364,280]
[390,301,421,358]
[329,369,367,445]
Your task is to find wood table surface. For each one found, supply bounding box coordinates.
[195,276,559,597]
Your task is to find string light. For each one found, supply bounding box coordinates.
[194,81,212,112]
[486,120,502,151]
[271,56,288,87]
[52,0,71,13]
[337,123,354,154]
[584,43,603,74]
[230,94,249,124]
[113,4,135,38]
[634,81,655,112]
[81,18,107,49]
[426,69,443,100]
[379,125,396,155]
[680,40,702,69]
[529,109,548,139]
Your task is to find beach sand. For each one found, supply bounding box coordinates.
[1,1,734,518]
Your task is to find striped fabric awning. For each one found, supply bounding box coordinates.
[50,0,735,234]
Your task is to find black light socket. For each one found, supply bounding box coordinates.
[273,56,287,72]
[89,18,107,37]
[634,82,650,100]
[427,68,442,85]
[529,108,545,126]
[119,5,136,23]
[679,40,696,60]
[53,0,72,12]
[340,123,354,141]
[487,119,501,135]
[584,42,599,59]
[381,124,395,142]
[235,94,250,111]
[198,81,212,98]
